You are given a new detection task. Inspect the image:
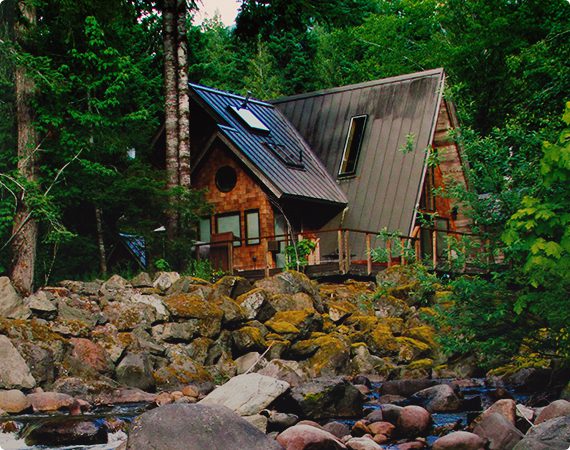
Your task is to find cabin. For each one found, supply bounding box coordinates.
[190,68,472,276]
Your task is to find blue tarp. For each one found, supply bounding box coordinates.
[119,232,147,268]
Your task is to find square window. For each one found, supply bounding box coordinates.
[216,213,241,246]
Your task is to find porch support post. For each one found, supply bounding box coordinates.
[366,233,372,275]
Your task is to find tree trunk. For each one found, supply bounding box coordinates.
[95,206,107,276]
[163,0,179,239]
[177,0,191,190]
[10,0,38,295]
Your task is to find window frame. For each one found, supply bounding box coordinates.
[338,114,368,178]
[198,216,212,243]
[244,209,261,246]
[215,211,242,247]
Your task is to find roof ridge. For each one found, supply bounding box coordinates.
[271,68,445,104]
[189,83,274,108]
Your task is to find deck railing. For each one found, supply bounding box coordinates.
[193,226,494,277]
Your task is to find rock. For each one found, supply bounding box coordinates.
[69,338,114,375]
[379,379,437,397]
[235,352,268,375]
[396,405,432,438]
[352,420,372,436]
[0,389,30,413]
[243,413,268,432]
[323,421,351,438]
[396,441,426,449]
[199,373,289,416]
[282,377,364,420]
[152,271,180,292]
[473,412,523,450]
[15,342,56,385]
[214,295,246,326]
[513,416,570,450]
[127,293,169,322]
[472,398,517,429]
[163,294,223,337]
[95,388,157,405]
[346,437,383,450]
[432,431,487,450]
[266,410,299,430]
[410,384,461,412]
[292,334,350,377]
[102,274,131,292]
[368,421,395,437]
[0,276,31,318]
[0,335,35,389]
[130,272,153,288]
[211,276,253,299]
[152,321,199,342]
[27,392,75,412]
[24,291,57,317]
[269,293,315,312]
[153,345,211,391]
[258,359,307,387]
[115,352,155,391]
[103,301,159,331]
[237,288,276,322]
[377,404,403,424]
[350,344,387,375]
[277,424,347,450]
[504,367,552,392]
[233,326,267,353]
[127,403,282,450]
[534,399,570,425]
[24,419,107,447]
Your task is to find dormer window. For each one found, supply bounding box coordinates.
[338,115,367,177]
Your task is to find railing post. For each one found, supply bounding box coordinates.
[386,240,392,268]
[344,230,350,273]
[264,238,270,277]
[432,229,437,269]
[338,229,345,274]
[401,238,406,265]
[366,233,372,275]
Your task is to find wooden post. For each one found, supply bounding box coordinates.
[432,229,437,269]
[400,238,406,265]
[264,238,270,277]
[366,233,372,275]
[415,237,421,262]
[344,230,350,273]
[338,229,344,274]
[228,240,234,275]
[386,240,392,268]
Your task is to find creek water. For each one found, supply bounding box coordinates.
[0,379,530,449]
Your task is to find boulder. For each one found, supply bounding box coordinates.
[27,392,76,412]
[127,403,282,450]
[214,295,246,326]
[265,410,299,430]
[432,431,487,450]
[276,424,347,450]
[102,301,159,331]
[115,352,155,391]
[471,399,516,428]
[69,338,114,375]
[304,334,351,377]
[258,359,307,387]
[235,352,267,375]
[0,276,31,319]
[24,291,57,318]
[233,326,267,353]
[243,413,268,432]
[0,389,30,413]
[350,344,387,375]
[15,342,56,385]
[473,412,523,450]
[236,289,276,322]
[152,322,198,342]
[163,294,223,336]
[0,335,35,389]
[269,293,315,312]
[377,404,403,424]
[199,373,289,416]
[346,437,383,450]
[153,345,211,391]
[323,421,351,438]
[130,272,153,288]
[410,384,461,412]
[368,421,395,437]
[396,405,432,438]
[534,399,570,425]
[513,416,570,450]
[211,276,253,299]
[282,377,364,420]
[379,379,437,397]
[152,271,180,292]
[95,388,157,405]
[24,419,107,447]
[127,293,170,322]
[396,441,426,449]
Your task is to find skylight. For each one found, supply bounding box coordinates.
[338,115,367,177]
[229,106,270,132]
[263,139,305,170]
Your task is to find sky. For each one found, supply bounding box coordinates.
[194,0,241,27]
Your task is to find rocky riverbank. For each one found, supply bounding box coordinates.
[0,269,569,448]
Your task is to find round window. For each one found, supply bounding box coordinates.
[215,166,237,193]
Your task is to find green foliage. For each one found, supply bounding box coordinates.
[285,238,317,270]
[183,259,225,283]
[154,258,171,271]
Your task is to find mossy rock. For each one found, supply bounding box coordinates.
[264,320,301,340]
[395,337,431,363]
[384,317,404,334]
[374,295,412,319]
[232,326,267,354]
[321,314,336,333]
[404,326,437,348]
[344,314,378,333]
[213,296,246,326]
[236,288,276,322]
[211,275,252,299]
[327,300,357,322]
[186,337,214,365]
[366,324,398,356]
[163,294,223,320]
[268,309,321,339]
[290,338,319,358]
[269,293,315,312]
[407,358,434,370]
[0,318,66,345]
[305,334,351,377]
[50,319,91,337]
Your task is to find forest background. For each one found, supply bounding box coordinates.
[0,0,569,368]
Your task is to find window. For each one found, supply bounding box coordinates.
[199,217,211,243]
[420,166,436,211]
[215,166,237,193]
[229,106,270,133]
[338,115,367,177]
[216,212,241,246]
[245,210,260,245]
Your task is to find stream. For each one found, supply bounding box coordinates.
[0,379,532,449]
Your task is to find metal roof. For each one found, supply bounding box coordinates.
[190,84,348,206]
[273,68,446,235]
